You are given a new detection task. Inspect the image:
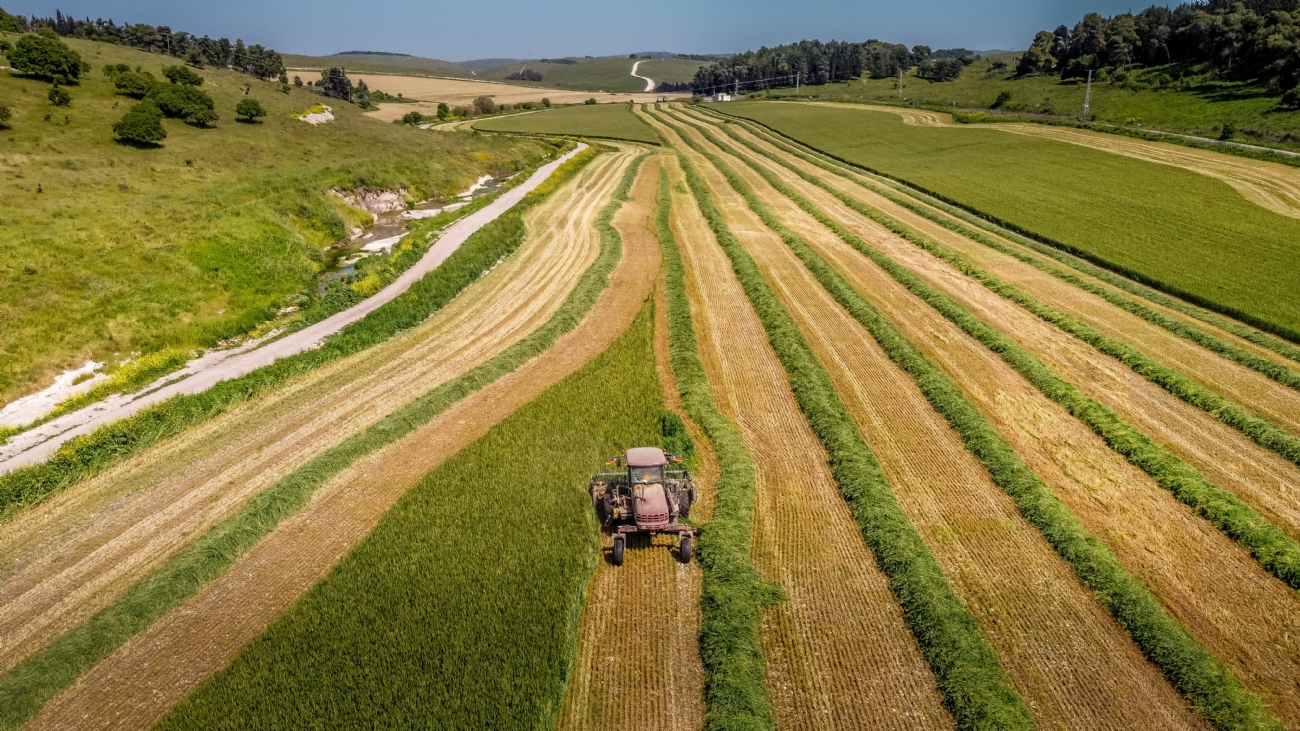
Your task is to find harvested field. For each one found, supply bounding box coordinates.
[717,117,1300,544]
[659,146,953,729]
[25,148,661,731]
[664,109,1206,729]
[0,150,630,681]
[689,111,1300,723]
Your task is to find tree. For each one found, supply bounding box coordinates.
[0,40,11,57]
[48,86,70,106]
[436,102,450,120]
[235,97,266,122]
[9,30,85,84]
[0,6,26,33]
[162,64,204,86]
[541,98,551,107]
[353,78,373,108]
[318,67,352,100]
[472,95,496,114]
[585,97,597,105]
[1282,87,1300,109]
[916,58,964,82]
[184,46,206,67]
[991,90,1012,108]
[293,75,303,87]
[401,110,423,125]
[505,69,543,82]
[147,83,218,125]
[113,101,166,145]
[114,70,156,97]
[101,62,131,79]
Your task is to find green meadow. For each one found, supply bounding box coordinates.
[480,57,705,93]
[474,103,662,144]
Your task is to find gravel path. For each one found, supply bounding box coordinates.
[631,60,655,92]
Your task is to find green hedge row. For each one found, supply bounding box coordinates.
[696,113,1300,591]
[0,147,595,524]
[0,149,643,731]
[671,113,1283,730]
[687,109,1300,386]
[655,167,780,731]
[656,109,1034,730]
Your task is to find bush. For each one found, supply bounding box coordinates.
[542,98,551,108]
[0,6,25,33]
[1279,87,1300,110]
[400,110,423,125]
[161,64,204,86]
[8,31,85,84]
[0,40,13,56]
[0,103,11,127]
[113,101,167,145]
[585,98,597,105]
[101,62,131,79]
[1219,121,1237,140]
[47,86,70,106]
[436,102,450,120]
[472,95,496,115]
[504,69,543,82]
[147,84,218,126]
[235,98,267,122]
[113,70,156,98]
[916,58,963,82]
[991,90,1011,109]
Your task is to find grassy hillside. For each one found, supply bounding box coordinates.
[723,100,1300,336]
[481,57,705,93]
[281,52,472,78]
[0,33,549,406]
[757,54,1300,153]
[474,104,662,144]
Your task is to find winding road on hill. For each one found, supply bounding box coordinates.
[0,145,587,475]
[631,60,655,92]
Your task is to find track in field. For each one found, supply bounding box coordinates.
[658,146,953,729]
[0,150,634,679]
[686,111,1300,724]
[660,108,1205,729]
[23,145,662,731]
[557,155,708,731]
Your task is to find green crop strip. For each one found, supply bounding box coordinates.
[656,167,780,731]
[678,109,1300,590]
[157,304,667,730]
[653,109,1034,730]
[0,150,647,731]
[680,110,1300,473]
[697,107,1300,363]
[666,111,1284,730]
[0,147,598,525]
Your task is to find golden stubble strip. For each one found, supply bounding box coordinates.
[668,110,1204,730]
[26,148,661,731]
[0,150,629,674]
[722,118,1300,545]
[557,155,706,731]
[712,113,1300,725]
[656,141,953,728]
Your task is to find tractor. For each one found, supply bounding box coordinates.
[590,447,697,565]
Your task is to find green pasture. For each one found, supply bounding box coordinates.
[0,32,548,406]
[474,103,661,144]
[480,57,705,93]
[723,100,1300,337]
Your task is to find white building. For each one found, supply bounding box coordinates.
[706,92,732,103]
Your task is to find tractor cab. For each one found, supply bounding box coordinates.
[589,447,697,566]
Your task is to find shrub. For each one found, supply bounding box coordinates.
[1219,121,1237,140]
[436,102,450,120]
[0,6,25,33]
[47,86,70,106]
[235,98,266,123]
[8,31,85,84]
[472,95,496,115]
[400,110,423,125]
[113,101,166,145]
[0,39,12,56]
[147,83,218,126]
[1281,87,1300,110]
[991,90,1011,108]
[505,69,543,82]
[161,64,204,86]
[542,97,551,108]
[0,103,11,127]
[585,98,597,105]
[916,58,963,82]
[293,75,303,87]
[101,62,131,79]
[113,70,155,98]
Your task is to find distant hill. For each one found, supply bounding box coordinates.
[282,52,473,78]
[477,56,707,92]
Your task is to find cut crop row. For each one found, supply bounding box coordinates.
[666,110,1282,731]
[656,110,1034,730]
[0,149,643,731]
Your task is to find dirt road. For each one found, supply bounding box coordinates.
[0,145,588,474]
[631,60,655,92]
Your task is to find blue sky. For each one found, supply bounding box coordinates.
[5,1,1150,60]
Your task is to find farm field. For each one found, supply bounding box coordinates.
[0,32,550,409]
[479,57,706,93]
[722,100,1300,338]
[475,103,663,144]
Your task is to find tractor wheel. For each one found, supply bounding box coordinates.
[680,490,693,520]
[612,535,626,566]
[679,534,693,563]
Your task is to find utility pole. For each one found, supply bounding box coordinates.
[734,77,739,99]
[1082,69,1093,120]
[898,67,904,98]
[795,70,800,96]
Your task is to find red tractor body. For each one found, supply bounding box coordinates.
[590,447,696,565]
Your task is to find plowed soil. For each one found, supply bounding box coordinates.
[717,117,1300,545]
[655,140,954,729]
[557,156,707,731]
[698,113,1300,725]
[665,108,1206,729]
[0,149,633,675]
[26,147,662,731]
[804,102,1300,219]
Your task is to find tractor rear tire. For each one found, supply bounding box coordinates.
[680,491,693,520]
[679,534,693,563]
[612,535,625,566]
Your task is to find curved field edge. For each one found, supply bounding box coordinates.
[655,167,780,731]
[473,104,664,146]
[693,111,1300,589]
[668,111,1282,730]
[0,149,647,731]
[710,105,1300,347]
[0,147,591,525]
[154,304,666,730]
[659,114,1034,730]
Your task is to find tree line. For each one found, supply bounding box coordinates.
[690,39,978,93]
[1017,0,1300,95]
[0,7,286,81]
